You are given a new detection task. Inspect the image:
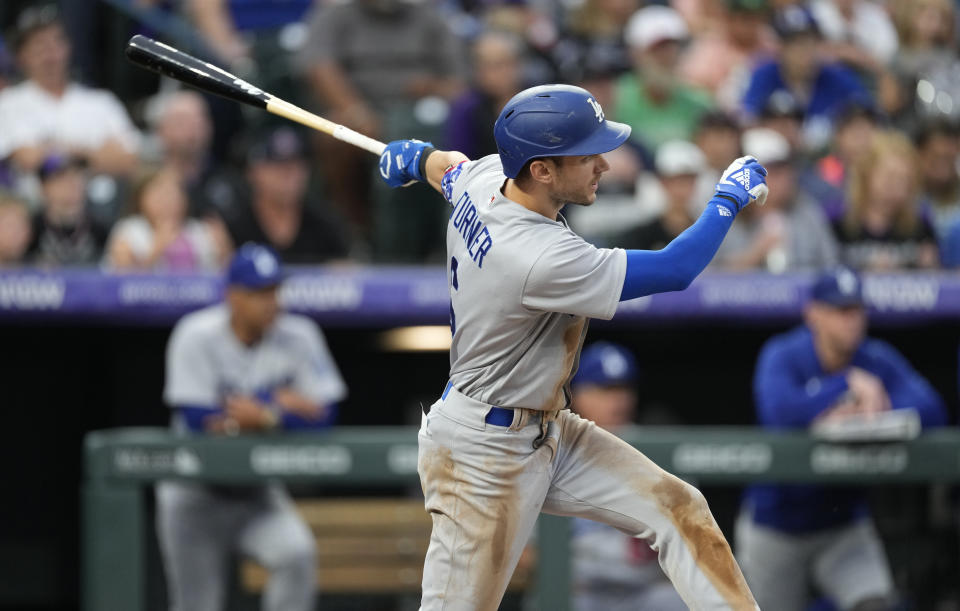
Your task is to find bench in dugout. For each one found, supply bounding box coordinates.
[241,498,533,594]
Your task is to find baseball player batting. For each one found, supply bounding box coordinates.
[378,84,768,610]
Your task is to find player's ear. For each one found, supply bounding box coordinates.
[528,159,556,185]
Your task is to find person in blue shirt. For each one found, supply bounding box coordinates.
[735,266,946,611]
[943,216,960,267]
[741,5,873,152]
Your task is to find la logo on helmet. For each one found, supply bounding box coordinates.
[586,98,604,123]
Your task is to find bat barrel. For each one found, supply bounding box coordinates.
[125,34,270,110]
[125,35,386,156]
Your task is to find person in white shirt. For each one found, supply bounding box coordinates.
[0,5,139,185]
[810,0,899,68]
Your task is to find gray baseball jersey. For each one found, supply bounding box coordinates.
[164,303,347,427]
[441,155,627,411]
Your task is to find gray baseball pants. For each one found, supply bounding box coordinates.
[417,385,758,611]
[156,481,316,611]
[734,510,895,611]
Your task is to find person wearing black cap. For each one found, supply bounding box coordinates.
[741,5,874,151]
[757,90,806,154]
[158,243,347,611]
[26,152,107,265]
[695,111,743,180]
[736,266,945,611]
[212,126,350,263]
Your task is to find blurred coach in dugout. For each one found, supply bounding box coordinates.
[736,267,945,611]
[157,243,347,611]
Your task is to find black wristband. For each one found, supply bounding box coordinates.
[418,146,437,182]
[714,193,741,210]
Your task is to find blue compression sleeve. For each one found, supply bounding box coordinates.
[619,196,737,301]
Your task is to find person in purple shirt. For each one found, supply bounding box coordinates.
[446,30,526,161]
[741,5,873,152]
[735,266,945,611]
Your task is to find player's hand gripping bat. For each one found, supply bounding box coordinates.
[124,34,386,156]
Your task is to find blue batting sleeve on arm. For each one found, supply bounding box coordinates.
[754,343,849,428]
[177,405,223,432]
[866,340,947,427]
[619,197,736,301]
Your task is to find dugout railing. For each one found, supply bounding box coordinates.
[82,426,960,611]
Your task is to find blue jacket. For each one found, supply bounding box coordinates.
[742,61,872,122]
[744,325,945,533]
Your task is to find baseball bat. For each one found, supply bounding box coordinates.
[124,34,386,156]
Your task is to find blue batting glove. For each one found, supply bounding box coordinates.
[378,139,434,188]
[715,155,769,213]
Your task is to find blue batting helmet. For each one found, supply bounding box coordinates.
[494,84,632,178]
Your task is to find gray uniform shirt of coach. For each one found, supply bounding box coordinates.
[156,245,347,611]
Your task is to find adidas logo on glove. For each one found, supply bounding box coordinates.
[728,168,751,188]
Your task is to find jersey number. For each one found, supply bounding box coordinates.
[449,256,459,335]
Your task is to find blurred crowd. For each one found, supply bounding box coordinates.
[1,0,960,270]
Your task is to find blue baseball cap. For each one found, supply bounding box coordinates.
[772,5,820,40]
[810,266,864,307]
[573,342,639,388]
[227,243,283,289]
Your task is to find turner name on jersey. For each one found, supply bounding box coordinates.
[451,191,494,268]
